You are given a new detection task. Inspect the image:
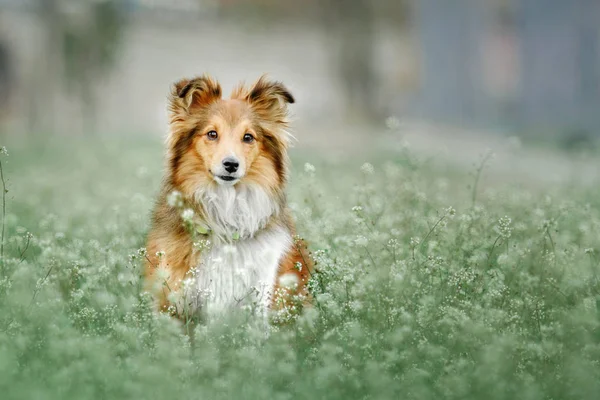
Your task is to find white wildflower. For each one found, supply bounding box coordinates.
[181,208,194,222]
[385,116,401,130]
[495,216,513,239]
[355,235,368,247]
[193,239,212,252]
[497,253,510,266]
[167,190,183,208]
[136,166,148,178]
[349,300,363,312]
[410,237,421,247]
[156,266,170,281]
[360,162,375,175]
[304,162,316,175]
[279,273,299,290]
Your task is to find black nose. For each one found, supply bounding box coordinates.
[222,157,239,173]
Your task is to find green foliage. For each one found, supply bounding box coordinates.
[62,1,126,88]
[0,135,599,399]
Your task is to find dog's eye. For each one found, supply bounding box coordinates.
[242,133,255,143]
[206,131,218,140]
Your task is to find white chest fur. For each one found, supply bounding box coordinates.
[194,184,279,241]
[175,183,290,316]
[197,225,291,313]
[180,225,291,315]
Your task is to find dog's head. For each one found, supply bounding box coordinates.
[166,74,294,198]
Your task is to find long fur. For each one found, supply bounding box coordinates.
[145,74,312,320]
[194,183,280,241]
[178,225,292,315]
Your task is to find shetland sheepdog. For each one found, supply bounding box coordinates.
[145,74,312,320]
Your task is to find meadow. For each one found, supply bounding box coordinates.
[0,132,599,399]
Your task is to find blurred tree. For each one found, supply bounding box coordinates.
[321,0,409,121]
[217,0,409,121]
[61,1,126,134]
[30,0,63,134]
[0,40,12,123]
[322,0,377,120]
[33,0,126,135]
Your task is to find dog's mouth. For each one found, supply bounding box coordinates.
[210,170,240,184]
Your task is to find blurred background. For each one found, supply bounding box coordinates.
[0,0,599,176]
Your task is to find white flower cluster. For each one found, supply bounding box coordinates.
[181,208,195,222]
[360,162,374,175]
[495,216,513,239]
[166,190,183,208]
[304,163,316,176]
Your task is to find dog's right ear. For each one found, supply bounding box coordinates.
[169,75,222,113]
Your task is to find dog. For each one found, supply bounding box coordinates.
[145,74,312,321]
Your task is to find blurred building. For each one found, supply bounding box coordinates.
[0,0,599,136]
[415,0,600,133]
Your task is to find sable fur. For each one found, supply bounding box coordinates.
[145,74,311,318]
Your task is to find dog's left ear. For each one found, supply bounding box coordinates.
[244,75,294,121]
